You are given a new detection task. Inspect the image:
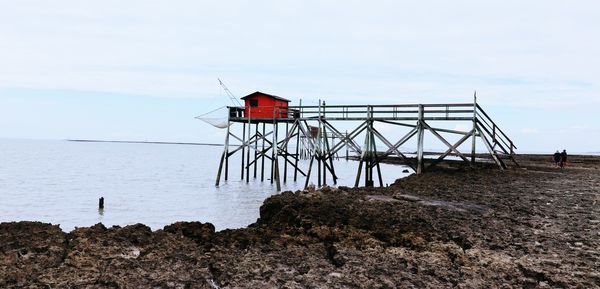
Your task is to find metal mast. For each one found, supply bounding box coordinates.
[218,78,243,107]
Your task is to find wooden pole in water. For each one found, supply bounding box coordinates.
[224,119,230,181]
[241,122,246,180]
[260,122,266,182]
[246,119,251,183]
[254,123,258,178]
[273,115,281,191]
[304,154,315,189]
[215,114,231,186]
[98,197,104,209]
[270,107,276,184]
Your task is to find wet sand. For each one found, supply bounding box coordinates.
[1,155,598,288]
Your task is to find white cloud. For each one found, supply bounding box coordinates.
[1,0,599,103]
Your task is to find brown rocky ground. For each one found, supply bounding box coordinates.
[1,155,598,288]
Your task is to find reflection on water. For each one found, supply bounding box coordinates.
[0,139,410,231]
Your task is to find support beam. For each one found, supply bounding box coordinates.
[422,122,469,162]
[471,91,477,163]
[241,122,246,180]
[416,105,425,174]
[427,130,474,169]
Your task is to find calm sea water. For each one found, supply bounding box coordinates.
[0,139,410,231]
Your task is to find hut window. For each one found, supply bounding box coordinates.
[249,99,258,107]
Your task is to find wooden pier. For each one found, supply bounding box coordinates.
[215,97,517,191]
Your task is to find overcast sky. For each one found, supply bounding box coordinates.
[1,1,599,152]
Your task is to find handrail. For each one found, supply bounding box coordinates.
[476,104,513,144]
[229,103,476,120]
[475,104,517,152]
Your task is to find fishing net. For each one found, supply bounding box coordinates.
[195,106,230,129]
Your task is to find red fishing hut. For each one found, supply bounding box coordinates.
[241,91,290,119]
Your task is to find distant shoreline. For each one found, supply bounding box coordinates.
[67,139,224,146]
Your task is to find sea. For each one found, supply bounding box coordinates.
[0,139,410,232]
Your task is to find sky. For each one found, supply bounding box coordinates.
[1,1,599,152]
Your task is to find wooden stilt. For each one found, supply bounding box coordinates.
[416,105,425,174]
[261,122,266,182]
[246,120,251,183]
[215,117,231,186]
[317,153,321,187]
[273,119,281,190]
[376,160,383,187]
[323,126,337,185]
[224,118,231,181]
[471,91,477,163]
[270,122,276,184]
[283,122,288,183]
[354,158,363,188]
[240,122,246,180]
[294,120,300,182]
[215,153,225,186]
[345,130,349,160]
[254,123,258,178]
[304,155,315,189]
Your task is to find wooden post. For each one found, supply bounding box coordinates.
[283,122,288,183]
[323,126,337,185]
[224,119,230,181]
[273,117,281,191]
[317,152,322,187]
[304,155,315,189]
[98,197,104,209]
[294,120,300,182]
[370,120,383,187]
[376,160,383,187]
[354,158,363,187]
[261,122,266,182]
[471,91,477,164]
[316,100,322,187]
[241,122,246,180]
[215,115,231,186]
[270,107,276,184]
[246,119,251,183]
[345,130,349,160]
[365,109,370,187]
[416,104,425,174]
[253,123,258,178]
[320,101,327,185]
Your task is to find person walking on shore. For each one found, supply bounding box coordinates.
[560,149,568,169]
[553,150,561,167]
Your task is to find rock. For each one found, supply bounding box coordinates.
[163,221,215,246]
[393,194,422,202]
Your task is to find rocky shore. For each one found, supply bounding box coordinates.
[1,155,599,288]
